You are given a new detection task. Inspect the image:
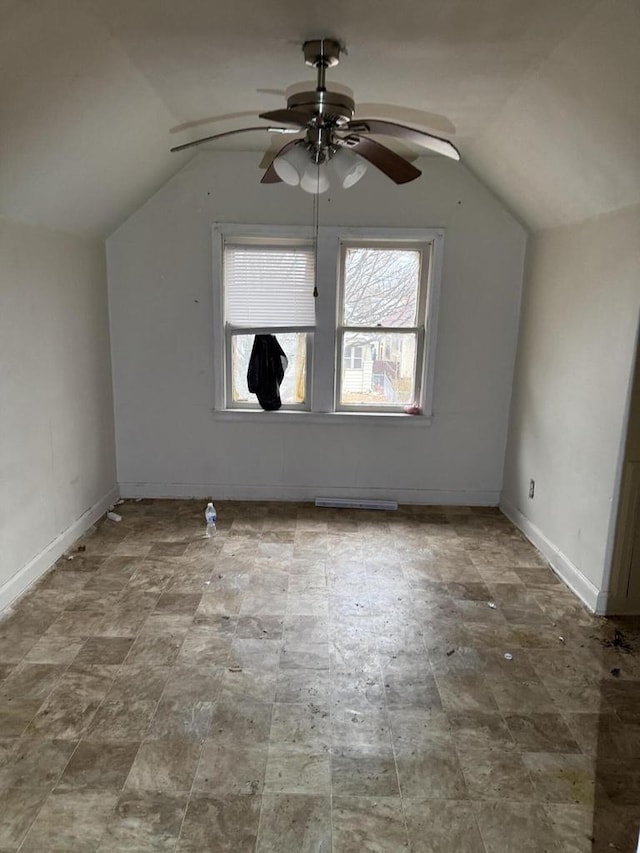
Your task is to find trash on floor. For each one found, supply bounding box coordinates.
[599,628,633,653]
[487,601,497,609]
[504,652,513,660]
[228,664,242,673]
[107,511,122,522]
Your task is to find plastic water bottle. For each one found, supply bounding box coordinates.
[205,502,217,537]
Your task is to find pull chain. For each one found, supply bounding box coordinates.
[313,163,320,298]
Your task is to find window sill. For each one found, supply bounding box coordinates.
[212,409,433,426]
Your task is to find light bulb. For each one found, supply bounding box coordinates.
[331,147,367,188]
[300,162,330,194]
[273,144,310,186]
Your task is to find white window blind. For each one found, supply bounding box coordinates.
[224,242,316,327]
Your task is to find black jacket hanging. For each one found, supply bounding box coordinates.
[247,334,288,411]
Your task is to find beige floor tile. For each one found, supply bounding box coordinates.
[256,793,331,852]
[331,744,399,797]
[457,747,536,801]
[0,738,77,789]
[395,743,467,799]
[0,786,50,848]
[57,741,139,790]
[125,739,201,793]
[193,741,268,794]
[404,798,485,853]
[476,801,563,852]
[523,752,596,805]
[98,791,187,851]
[265,744,331,794]
[20,789,119,852]
[332,796,409,852]
[176,794,261,852]
[0,500,638,851]
[504,712,581,753]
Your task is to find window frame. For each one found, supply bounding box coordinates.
[335,239,431,413]
[214,226,316,411]
[212,224,444,420]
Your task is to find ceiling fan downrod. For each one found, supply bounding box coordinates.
[287,39,355,129]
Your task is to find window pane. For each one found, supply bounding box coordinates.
[231,333,307,405]
[342,247,421,327]
[340,331,417,407]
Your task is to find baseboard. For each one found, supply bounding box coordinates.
[118,482,500,507]
[500,498,602,614]
[0,485,120,616]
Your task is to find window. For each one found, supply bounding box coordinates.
[345,345,364,370]
[337,244,427,411]
[222,239,315,409]
[213,225,443,419]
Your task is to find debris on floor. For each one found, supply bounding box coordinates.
[610,667,621,678]
[487,601,497,609]
[599,628,634,653]
[558,636,565,643]
[504,652,513,660]
[446,649,456,656]
[228,664,242,673]
[107,511,122,522]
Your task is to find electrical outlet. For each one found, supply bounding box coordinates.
[529,479,535,499]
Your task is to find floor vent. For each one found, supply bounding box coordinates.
[315,498,398,511]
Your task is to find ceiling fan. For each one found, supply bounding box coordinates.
[170,38,460,193]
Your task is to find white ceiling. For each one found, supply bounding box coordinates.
[1,0,638,237]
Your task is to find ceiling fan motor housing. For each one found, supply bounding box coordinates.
[287,90,355,125]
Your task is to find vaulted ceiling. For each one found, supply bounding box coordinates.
[1,0,638,238]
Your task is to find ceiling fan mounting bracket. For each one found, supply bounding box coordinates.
[302,39,341,69]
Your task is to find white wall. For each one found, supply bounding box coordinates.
[501,204,640,611]
[0,218,118,610]
[107,150,526,505]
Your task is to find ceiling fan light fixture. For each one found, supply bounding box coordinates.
[273,143,309,186]
[331,147,368,189]
[300,162,330,194]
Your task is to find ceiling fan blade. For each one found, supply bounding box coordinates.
[258,132,304,169]
[356,104,456,135]
[170,126,296,152]
[260,139,301,184]
[170,111,260,134]
[345,119,460,161]
[336,135,421,184]
[258,109,310,127]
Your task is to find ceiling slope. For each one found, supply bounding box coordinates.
[465,0,640,231]
[0,0,188,237]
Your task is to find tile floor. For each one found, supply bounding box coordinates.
[0,500,639,852]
